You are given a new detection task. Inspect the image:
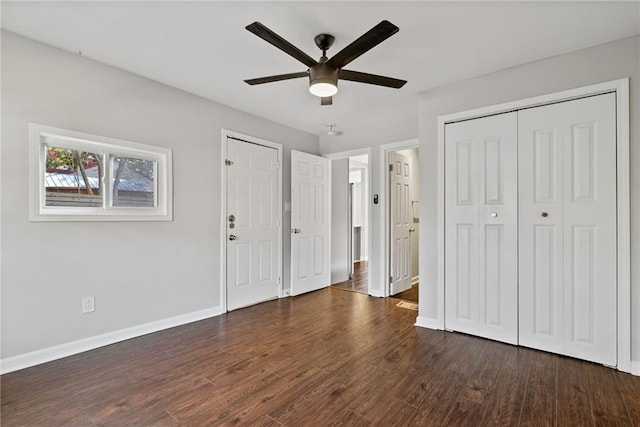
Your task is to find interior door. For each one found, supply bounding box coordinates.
[290,150,331,296]
[389,151,412,295]
[226,138,279,311]
[518,93,617,365]
[444,112,518,344]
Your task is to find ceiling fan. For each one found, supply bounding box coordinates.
[244,20,407,106]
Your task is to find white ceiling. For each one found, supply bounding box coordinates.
[2,1,639,136]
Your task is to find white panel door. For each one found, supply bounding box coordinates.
[519,93,617,365]
[445,112,518,344]
[226,138,279,311]
[389,151,413,295]
[291,150,331,296]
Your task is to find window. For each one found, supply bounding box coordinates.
[30,124,172,221]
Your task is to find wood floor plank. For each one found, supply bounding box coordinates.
[483,346,532,426]
[615,370,640,422]
[517,350,558,426]
[585,362,633,425]
[3,287,640,426]
[269,373,354,425]
[459,342,505,405]
[556,358,594,426]
[371,397,418,426]
[408,366,469,424]
[326,408,372,427]
[442,396,488,427]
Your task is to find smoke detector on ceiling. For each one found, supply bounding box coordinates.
[326,124,340,136]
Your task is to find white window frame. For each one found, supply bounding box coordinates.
[29,123,173,221]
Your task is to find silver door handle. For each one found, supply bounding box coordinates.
[490,212,498,218]
[409,228,416,232]
[292,228,301,234]
[228,234,237,241]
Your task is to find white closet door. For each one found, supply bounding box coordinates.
[518,93,617,366]
[445,112,518,344]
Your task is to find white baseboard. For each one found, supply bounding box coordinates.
[415,316,443,330]
[0,306,223,374]
[369,288,385,298]
[631,360,640,376]
[411,275,419,285]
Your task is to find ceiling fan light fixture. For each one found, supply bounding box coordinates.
[309,63,338,97]
[309,82,338,97]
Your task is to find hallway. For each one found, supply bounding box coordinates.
[332,261,368,294]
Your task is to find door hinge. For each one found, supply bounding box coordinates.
[225,159,234,166]
[389,164,393,172]
[389,275,393,284]
[277,276,281,285]
[277,161,281,169]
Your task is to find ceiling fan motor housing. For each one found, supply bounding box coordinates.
[309,63,339,87]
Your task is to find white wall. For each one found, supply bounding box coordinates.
[417,36,639,361]
[320,115,418,296]
[1,31,319,362]
[330,158,349,284]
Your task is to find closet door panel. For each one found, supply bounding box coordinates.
[445,112,518,344]
[561,93,617,366]
[518,114,564,354]
[519,93,617,365]
[445,134,480,335]
[478,122,518,344]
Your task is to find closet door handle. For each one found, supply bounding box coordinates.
[541,212,549,218]
[490,212,498,218]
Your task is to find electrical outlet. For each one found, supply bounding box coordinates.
[82,296,95,313]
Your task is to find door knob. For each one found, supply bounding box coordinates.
[490,212,498,218]
[228,234,237,241]
[541,212,549,218]
[409,228,416,232]
[292,228,301,234]
[228,214,235,222]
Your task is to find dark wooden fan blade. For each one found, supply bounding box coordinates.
[321,96,333,106]
[246,22,318,68]
[339,69,406,88]
[244,71,309,85]
[326,20,399,69]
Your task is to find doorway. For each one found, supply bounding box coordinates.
[328,151,371,295]
[382,140,420,304]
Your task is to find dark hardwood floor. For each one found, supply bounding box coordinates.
[393,283,419,303]
[2,287,640,426]
[332,260,368,294]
